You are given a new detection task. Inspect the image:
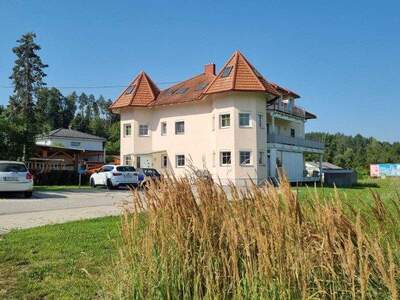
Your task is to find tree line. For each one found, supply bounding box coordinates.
[0,32,119,161]
[305,132,400,175]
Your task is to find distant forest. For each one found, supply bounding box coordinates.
[305,132,400,175]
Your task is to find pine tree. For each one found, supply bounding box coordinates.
[8,32,47,159]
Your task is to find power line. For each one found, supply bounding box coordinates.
[0,80,181,89]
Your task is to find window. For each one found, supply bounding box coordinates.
[0,163,27,172]
[212,115,215,131]
[176,154,185,167]
[221,66,233,78]
[161,122,167,136]
[136,156,141,168]
[240,151,252,166]
[220,114,231,128]
[239,113,251,127]
[258,151,265,165]
[125,84,136,94]
[195,82,208,91]
[123,155,132,166]
[117,166,135,172]
[257,114,264,129]
[220,151,231,166]
[101,166,114,173]
[71,141,81,147]
[174,87,189,94]
[139,125,149,136]
[175,121,185,135]
[267,123,270,134]
[162,155,168,168]
[291,128,295,138]
[124,124,132,137]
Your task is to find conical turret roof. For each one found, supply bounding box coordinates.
[110,71,160,109]
[203,51,280,96]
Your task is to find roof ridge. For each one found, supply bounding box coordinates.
[202,52,236,94]
[235,51,267,91]
[162,73,211,92]
[231,51,240,90]
[128,72,142,106]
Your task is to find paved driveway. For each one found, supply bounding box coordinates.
[0,188,133,234]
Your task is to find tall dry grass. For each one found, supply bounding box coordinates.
[102,175,400,299]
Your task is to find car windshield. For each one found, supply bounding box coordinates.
[143,169,159,176]
[143,169,153,176]
[117,166,136,172]
[0,163,27,172]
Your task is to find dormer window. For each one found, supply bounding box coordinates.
[175,87,189,94]
[221,66,233,78]
[125,84,136,94]
[195,82,208,91]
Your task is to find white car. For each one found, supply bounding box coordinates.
[89,165,140,189]
[0,161,33,198]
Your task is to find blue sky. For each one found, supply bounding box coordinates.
[0,0,399,142]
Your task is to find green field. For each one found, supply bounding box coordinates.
[297,177,399,205]
[0,217,120,299]
[0,178,399,298]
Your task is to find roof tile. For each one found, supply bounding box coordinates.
[110,51,300,110]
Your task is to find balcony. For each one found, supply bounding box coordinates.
[267,102,306,119]
[267,133,324,150]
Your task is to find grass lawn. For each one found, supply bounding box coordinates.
[296,177,400,205]
[0,177,398,298]
[34,185,91,192]
[0,217,120,299]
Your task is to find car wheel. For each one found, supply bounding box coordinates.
[106,179,115,190]
[90,178,96,188]
[24,191,33,198]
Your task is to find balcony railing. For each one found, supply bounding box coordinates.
[267,102,306,119]
[267,133,324,150]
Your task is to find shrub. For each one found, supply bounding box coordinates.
[103,175,399,299]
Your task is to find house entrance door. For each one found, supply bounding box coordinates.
[137,155,152,168]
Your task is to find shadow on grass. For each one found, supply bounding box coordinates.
[301,182,380,190]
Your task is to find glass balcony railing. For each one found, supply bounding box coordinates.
[267,102,306,119]
[267,133,324,150]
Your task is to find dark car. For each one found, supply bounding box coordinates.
[138,168,162,187]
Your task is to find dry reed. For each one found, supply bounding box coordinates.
[102,174,399,299]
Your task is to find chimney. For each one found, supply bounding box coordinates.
[204,63,216,75]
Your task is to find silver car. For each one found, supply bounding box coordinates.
[0,161,34,198]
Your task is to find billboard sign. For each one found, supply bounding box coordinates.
[370,164,400,177]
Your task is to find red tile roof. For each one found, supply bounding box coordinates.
[109,71,160,109]
[148,73,216,106]
[110,51,300,110]
[204,51,281,96]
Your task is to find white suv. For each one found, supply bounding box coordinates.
[0,161,34,198]
[89,165,140,189]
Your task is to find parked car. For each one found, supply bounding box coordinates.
[138,168,162,188]
[89,165,140,189]
[0,161,33,198]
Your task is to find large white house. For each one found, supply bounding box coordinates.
[110,51,324,185]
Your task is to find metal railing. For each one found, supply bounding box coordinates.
[267,102,306,119]
[267,133,324,150]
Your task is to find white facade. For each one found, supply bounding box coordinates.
[36,136,104,152]
[119,91,324,185]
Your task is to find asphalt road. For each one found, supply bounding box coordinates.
[0,188,133,234]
